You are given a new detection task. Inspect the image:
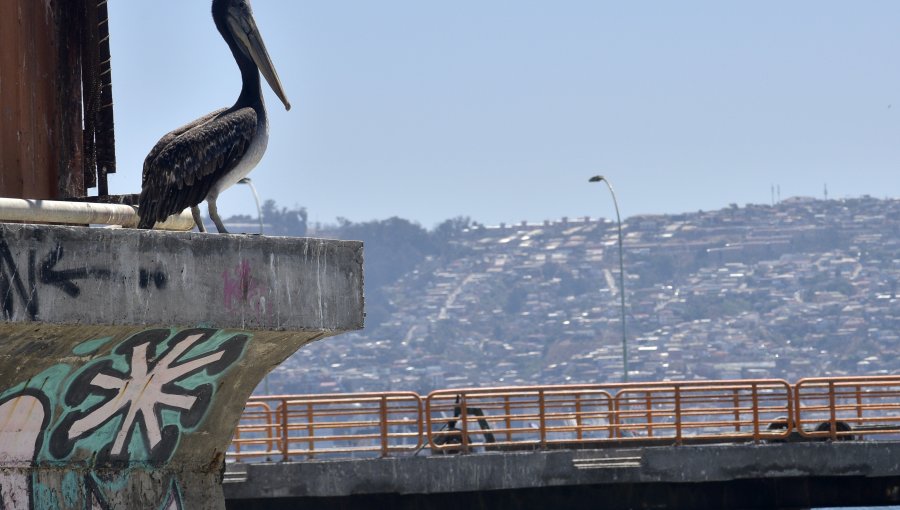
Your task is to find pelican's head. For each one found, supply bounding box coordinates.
[213,0,291,111]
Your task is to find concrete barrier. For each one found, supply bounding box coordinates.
[224,442,900,509]
[0,224,364,509]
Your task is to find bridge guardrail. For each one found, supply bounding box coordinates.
[425,379,792,452]
[227,376,900,462]
[426,385,616,452]
[613,379,793,444]
[795,375,900,440]
[229,392,422,461]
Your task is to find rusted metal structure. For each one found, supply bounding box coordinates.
[228,375,900,461]
[231,392,424,461]
[0,0,115,200]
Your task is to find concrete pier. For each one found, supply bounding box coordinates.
[0,224,364,509]
[224,441,900,509]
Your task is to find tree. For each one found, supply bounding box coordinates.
[261,199,307,237]
[434,216,472,241]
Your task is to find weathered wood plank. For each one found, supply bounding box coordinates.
[0,0,85,200]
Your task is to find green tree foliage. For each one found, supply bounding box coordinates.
[433,216,472,240]
[318,217,438,327]
[261,200,308,237]
[328,217,435,289]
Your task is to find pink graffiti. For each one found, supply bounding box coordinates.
[222,260,271,322]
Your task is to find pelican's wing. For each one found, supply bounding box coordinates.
[141,108,227,186]
[138,107,257,228]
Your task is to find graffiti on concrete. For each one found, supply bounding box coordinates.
[223,259,272,322]
[67,334,221,456]
[0,237,37,319]
[84,474,183,510]
[51,328,247,465]
[0,237,169,320]
[160,479,185,510]
[39,244,113,297]
[139,268,168,290]
[0,328,248,509]
[85,475,112,510]
[0,392,49,510]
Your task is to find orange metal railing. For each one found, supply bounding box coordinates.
[425,380,793,452]
[612,379,793,444]
[229,392,423,461]
[795,375,900,440]
[227,376,900,462]
[426,385,616,452]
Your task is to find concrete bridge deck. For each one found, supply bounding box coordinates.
[224,441,900,509]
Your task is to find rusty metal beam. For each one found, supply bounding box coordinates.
[0,0,114,201]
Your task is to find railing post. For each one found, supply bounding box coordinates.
[380,395,389,458]
[674,386,682,445]
[733,388,741,432]
[280,400,290,462]
[855,384,863,426]
[606,393,622,438]
[460,394,470,454]
[751,383,760,443]
[424,395,434,452]
[504,395,512,443]
[575,394,583,441]
[539,390,547,449]
[610,394,618,439]
[646,391,654,438]
[265,402,276,454]
[828,381,837,440]
[786,382,794,438]
[416,394,425,452]
[306,401,315,460]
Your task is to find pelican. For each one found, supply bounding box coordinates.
[138,0,290,233]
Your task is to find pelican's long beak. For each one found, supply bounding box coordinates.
[229,5,291,111]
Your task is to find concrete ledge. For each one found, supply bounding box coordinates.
[226,476,900,510]
[224,441,900,499]
[0,224,365,509]
[0,223,364,331]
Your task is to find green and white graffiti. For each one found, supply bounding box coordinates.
[0,327,249,509]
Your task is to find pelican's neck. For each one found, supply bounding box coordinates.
[234,48,264,110]
[214,10,264,110]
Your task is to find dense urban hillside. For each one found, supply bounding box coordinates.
[231,196,900,395]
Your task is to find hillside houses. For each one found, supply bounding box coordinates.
[271,196,900,395]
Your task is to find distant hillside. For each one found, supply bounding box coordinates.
[247,197,900,396]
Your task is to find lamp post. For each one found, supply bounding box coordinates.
[588,175,629,383]
[238,177,265,235]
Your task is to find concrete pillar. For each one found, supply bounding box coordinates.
[0,224,364,509]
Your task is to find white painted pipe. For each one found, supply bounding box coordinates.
[0,198,195,231]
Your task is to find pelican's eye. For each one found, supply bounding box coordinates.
[228,3,254,35]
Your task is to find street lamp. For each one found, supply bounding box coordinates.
[588,175,629,383]
[238,177,265,235]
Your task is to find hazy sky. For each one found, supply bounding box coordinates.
[107,1,900,228]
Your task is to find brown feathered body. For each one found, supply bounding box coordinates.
[137,106,264,229]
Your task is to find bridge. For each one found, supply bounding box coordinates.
[223,376,900,509]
